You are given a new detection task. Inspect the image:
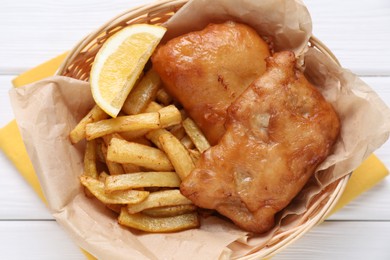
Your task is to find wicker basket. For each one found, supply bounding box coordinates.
[56,0,350,258]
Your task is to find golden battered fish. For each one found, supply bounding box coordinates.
[180,51,340,233]
[152,21,270,145]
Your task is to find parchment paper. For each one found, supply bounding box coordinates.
[163,0,312,56]
[9,0,390,259]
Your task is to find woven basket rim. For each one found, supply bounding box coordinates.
[56,0,349,258]
[57,0,188,75]
[56,0,341,75]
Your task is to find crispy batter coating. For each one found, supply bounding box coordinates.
[180,51,340,233]
[152,21,270,145]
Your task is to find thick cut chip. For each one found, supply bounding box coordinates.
[121,163,142,173]
[142,205,197,218]
[188,149,201,164]
[107,138,173,171]
[126,136,153,146]
[158,132,195,180]
[119,129,150,141]
[96,105,181,141]
[106,204,123,214]
[158,105,182,128]
[100,143,125,175]
[169,125,186,140]
[86,112,160,140]
[122,69,161,115]
[84,139,98,179]
[70,105,109,143]
[96,139,106,163]
[80,175,149,204]
[126,189,192,214]
[144,101,163,113]
[98,171,110,182]
[101,133,123,145]
[145,128,170,150]
[155,88,173,106]
[118,208,199,232]
[180,135,195,149]
[105,171,181,192]
[182,118,210,153]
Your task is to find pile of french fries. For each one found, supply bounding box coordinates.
[70,69,211,232]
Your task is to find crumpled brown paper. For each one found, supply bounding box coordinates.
[9,0,390,259]
[163,0,312,56]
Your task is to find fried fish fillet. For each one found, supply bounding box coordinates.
[152,21,270,145]
[180,51,340,233]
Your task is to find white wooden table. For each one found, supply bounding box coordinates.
[0,0,389,259]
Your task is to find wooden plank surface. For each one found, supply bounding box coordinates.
[274,221,390,259]
[0,221,388,260]
[0,0,389,74]
[305,0,390,75]
[0,0,389,259]
[0,222,84,259]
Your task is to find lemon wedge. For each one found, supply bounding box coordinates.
[90,24,166,117]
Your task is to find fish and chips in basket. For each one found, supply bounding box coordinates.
[9,0,390,259]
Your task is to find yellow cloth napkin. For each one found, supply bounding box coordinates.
[0,53,388,260]
[0,52,96,260]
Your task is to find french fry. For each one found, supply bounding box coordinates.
[84,139,98,179]
[144,104,183,149]
[182,117,210,153]
[80,175,149,204]
[122,163,142,174]
[86,112,160,140]
[156,88,173,106]
[104,133,150,147]
[145,128,170,150]
[98,171,110,182]
[107,138,173,171]
[158,105,182,128]
[69,105,109,143]
[105,172,181,192]
[118,208,199,232]
[106,204,123,214]
[113,105,181,141]
[103,134,148,174]
[107,161,125,175]
[179,109,188,121]
[103,133,145,175]
[180,135,195,149]
[96,139,106,163]
[188,149,201,164]
[101,144,125,175]
[122,69,161,115]
[126,189,192,214]
[169,124,186,140]
[73,64,206,233]
[159,132,195,180]
[144,101,163,113]
[127,136,152,146]
[101,133,141,177]
[119,129,150,141]
[101,133,123,145]
[82,140,98,198]
[142,205,197,218]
